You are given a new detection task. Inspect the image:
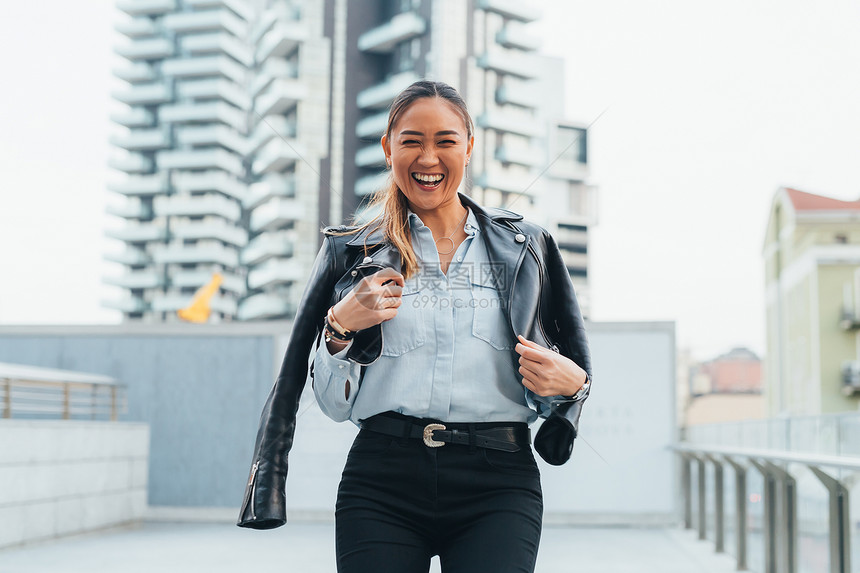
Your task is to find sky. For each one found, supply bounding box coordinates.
[1,0,859,361]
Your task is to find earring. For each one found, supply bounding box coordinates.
[386,158,391,167]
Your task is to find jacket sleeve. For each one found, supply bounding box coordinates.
[237,236,339,529]
[533,230,593,466]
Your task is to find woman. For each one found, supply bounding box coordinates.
[238,81,592,573]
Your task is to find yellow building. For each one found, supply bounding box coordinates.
[764,187,860,416]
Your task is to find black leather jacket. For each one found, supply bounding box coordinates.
[237,192,592,529]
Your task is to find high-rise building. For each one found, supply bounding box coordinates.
[763,187,860,416]
[104,0,596,322]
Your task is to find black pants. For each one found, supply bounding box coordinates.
[335,413,543,573]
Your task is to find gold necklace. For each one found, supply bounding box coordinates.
[434,208,469,255]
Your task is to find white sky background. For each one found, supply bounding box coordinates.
[1,1,859,361]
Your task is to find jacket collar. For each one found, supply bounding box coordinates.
[344,192,523,249]
[342,192,531,335]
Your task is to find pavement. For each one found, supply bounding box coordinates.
[0,521,744,573]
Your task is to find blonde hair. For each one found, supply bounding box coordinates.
[327,80,475,280]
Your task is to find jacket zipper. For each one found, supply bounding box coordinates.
[524,237,556,352]
[243,461,259,520]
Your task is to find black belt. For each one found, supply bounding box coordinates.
[360,412,531,452]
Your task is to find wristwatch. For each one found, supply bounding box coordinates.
[565,373,591,401]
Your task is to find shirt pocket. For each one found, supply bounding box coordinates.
[380,279,426,356]
[470,274,515,350]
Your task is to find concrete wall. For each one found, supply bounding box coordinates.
[0,321,677,525]
[0,420,149,549]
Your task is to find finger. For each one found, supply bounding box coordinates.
[381,283,403,297]
[374,267,405,286]
[517,334,544,350]
[518,363,541,380]
[514,342,545,363]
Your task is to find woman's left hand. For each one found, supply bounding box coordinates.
[515,335,587,397]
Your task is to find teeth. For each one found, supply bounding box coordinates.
[412,173,444,184]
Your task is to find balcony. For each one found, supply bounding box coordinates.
[356,110,388,138]
[153,194,240,220]
[357,12,426,53]
[107,173,169,196]
[173,171,247,201]
[114,38,174,61]
[495,82,538,108]
[841,362,860,396]
[241,232,294,266]
[354,171,389,196]
[181,33,253,66]
[176,78,251,110]
[355,145,385,168]
[152,243,239,267]
[103,248,150,266]
[108,153,153,174]
[112,82,172,106]
[494,145,543,167]
[159,102,245,131]
[110,129,171,151]
[105,223,168,243]
[114,18,157,38]
[171,270,246,295]
[249,59,298,97]
[151,293,237,315]
[176,125,248,154]
[478,0,541,22]
[356,72,419,110]
[495,24,540,51]
[172,221,248,247]
[117,0,176,16]
[476,111,540,138]
[105,200,153,219]
[255,78,307,117]
[237,292,291,321]
[247,116,294,155]
[161,56,246,84]
[113,63,157,83]
[548,157,589,182]
[163,10,246,37]
[247,259,303,290]
[111,108,154,128]
[256,20,307,62]
[185,0,253,20]
[244,175,296,210]
[103,271,165,290]
[839,307,860,330]
[101,296,148,313]
[477,51,537,79]
[252,138,305,175]
[155,149,244,176]
[559,250,588,271]
[249,197,305,232]
[473,170,533,196]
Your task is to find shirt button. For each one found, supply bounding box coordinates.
[338,365,344,369]
[456,256,463,262]
[465,224,472,230]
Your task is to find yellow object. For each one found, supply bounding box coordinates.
[177,273,223,323]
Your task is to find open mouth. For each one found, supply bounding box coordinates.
[411,173,445,189]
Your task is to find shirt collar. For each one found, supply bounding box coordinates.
[407,205,479,237]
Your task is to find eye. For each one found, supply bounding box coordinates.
[401,139,420,145]
[438,139,456,145]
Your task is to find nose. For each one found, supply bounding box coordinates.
[417,147,439,167]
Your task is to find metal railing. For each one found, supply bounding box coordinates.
[0,362,127,421]
[675,414,860,573]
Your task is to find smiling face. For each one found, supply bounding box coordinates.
[381,97,474,213]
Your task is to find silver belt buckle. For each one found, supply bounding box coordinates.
[423,423,446,447]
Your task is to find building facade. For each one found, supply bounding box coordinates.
[763,187,860,416]
[104,0,595,322]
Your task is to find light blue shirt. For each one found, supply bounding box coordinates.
[312,206,556,425]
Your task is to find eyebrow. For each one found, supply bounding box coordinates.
[399,130,461,137]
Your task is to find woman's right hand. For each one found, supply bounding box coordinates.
[330,267,405,332]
